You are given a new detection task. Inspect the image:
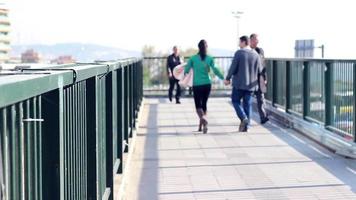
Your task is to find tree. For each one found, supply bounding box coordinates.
[142,45,156,57]
[142,45,169,88]
[141,46,199,89]
[180,47,197,58]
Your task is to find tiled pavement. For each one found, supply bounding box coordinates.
[123,98,356,200]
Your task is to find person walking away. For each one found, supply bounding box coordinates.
[224,36,263,132]
[167,46,182,104]
[184,40,224,133]
[250,34,269,124]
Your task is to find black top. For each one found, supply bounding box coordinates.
[255,47,266,80]
[254,47,267,93]
[255,47,264,56]
[167,54,181,75]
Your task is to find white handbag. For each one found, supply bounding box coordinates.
[173,63,186,80]
[179,68,193,87]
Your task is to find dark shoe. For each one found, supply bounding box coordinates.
[169,96,172,102]
[176,100,181,104]
[198,121,202,132]
[203,125,208,134]
[196,109,208,133]
[196,109,204,132]
[242,126,248,132]
[239,118,249,132]
[202,116,208,134]
[261,117,269,124]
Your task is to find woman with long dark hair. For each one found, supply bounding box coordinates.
[184,40,224,133]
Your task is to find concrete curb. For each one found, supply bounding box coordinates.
[115,98,146,200]
[265,103,356,159]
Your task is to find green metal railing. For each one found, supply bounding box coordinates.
[0,58,143,200]
[143,56,355,142]
[266,58,355,142]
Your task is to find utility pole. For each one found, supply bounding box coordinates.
[232,11,244,49]
[319,44,325,58]
[314,44,325,58]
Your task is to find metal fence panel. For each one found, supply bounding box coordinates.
[0,59,143,200]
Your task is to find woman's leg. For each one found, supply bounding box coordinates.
[200,84,211,133]
[201,84,211,113]
[193,86,203,109]
[193,86,204,131]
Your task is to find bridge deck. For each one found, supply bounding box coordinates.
[123,98,356,200]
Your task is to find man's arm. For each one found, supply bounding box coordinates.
[226,51,239,81]
[256,54,263,75]
[167,56,172,76]
[257,48,267,80]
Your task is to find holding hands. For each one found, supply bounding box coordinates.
[224,79,231,86]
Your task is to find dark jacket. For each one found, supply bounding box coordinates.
[254,47,267,93]
[226,48,263,91]
[167,54,181,76]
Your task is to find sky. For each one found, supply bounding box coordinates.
[5,0,356,58]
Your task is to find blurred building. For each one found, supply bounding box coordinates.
[21,49,40,63]
[0,4,10,63]
[51,55,76,64]
[8,56,21,64]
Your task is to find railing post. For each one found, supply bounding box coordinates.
[130,62,136,131]
[135,62,139,114]
[86,77,97,200]
[140,60,143,103]
[286,61,291,112]
[117,67,124,173]
[272,60,278,106]
[0,109,5,200]
[123,65,129,153]
[325,62,334,127]
[128,64,133,138]
[353,63,356,142]
[105,72,114,200]
[42,89,61,199]
[132,63,136,118]
[303,61,311,119]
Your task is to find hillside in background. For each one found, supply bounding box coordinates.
[11,43,235,62]
[11,43,141,62]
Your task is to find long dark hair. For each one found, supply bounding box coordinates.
[198,40,207,61]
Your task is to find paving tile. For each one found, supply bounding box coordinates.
[122,98,356,200]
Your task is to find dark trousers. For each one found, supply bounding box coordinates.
[168,78,181,100]
[231,88,253,123]
[255,90,268,121]
[193,84,211,113]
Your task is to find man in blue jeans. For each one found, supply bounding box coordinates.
[224,36,263,132]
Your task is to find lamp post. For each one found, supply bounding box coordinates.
[316,44,325,58]
[232,11,244,49]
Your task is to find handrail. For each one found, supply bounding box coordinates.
[144,56,356,62]
[265,58,356,143]
[142,56,355,143]
[0,58,144,200]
